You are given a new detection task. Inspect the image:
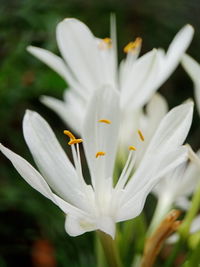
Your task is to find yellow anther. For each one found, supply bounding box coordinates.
[68,138,83,145]
[99,38,112,49]
[63,130,76,140]
[95,151,106,158]
[124,37,142,53]
[129,145,136,151]
[138,129,145,142]
[98,119,111,124]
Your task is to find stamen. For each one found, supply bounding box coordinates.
[129,145,136,151]
[63,130,76,140]
[68,139,83,145]
[98,119,111,124]
[138,129,145,141]
[99,38,112,49]
[124,37,142,53]
[96,151,106,158]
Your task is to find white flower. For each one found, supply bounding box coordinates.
[27,18,194,136]
[0,88,193,238]
[182,54,200,115]
[151,153,200,230]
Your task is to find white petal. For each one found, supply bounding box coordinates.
[140,93,168,155]
[27,46,78,87]
[175,197,190,210]
[117,147,188,221]
[120,49,160,109]
[65,214,115,238]
[182,54,200,115]
[22,110,88,208]
[146,93,168,128]
[97,216,116,239]
[163,25,194,79]
[0,143,55,201]
[145,102,193,154]
[82,86,120,190]
[65,214,97,236]
[0,144,87,217]
[56,18,106,91]
[40,94,83,134]
[191,215,200,233]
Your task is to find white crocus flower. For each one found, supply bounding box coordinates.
[27,18,194,137]
[0,88,193,238]
[182,54,200,115]
[149,153,200,233]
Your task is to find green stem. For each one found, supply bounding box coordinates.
[148,195,172,236]
[95,232,107,267]
[97,231,122,267]
[179,181,200,240]
[165,181,200,266]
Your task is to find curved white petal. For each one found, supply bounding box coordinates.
[40,95,83,134]
[22,110,88,209]
[117,147,188,221]
[0,144,88,217]
[65,214,115,238]
[182,54,200,115]
[56,18,106,91]
[82,86,120,190]
[0,143,55,201]
[145,102,193,154]
[159,25,194,81]
[120,49,160,109]
[65,214,97,236]
[27,46,78,87]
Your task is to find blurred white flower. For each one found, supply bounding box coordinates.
[182,54,200,115]
[150,153,200,232]
[27,18,194,140]
[0,88,193,238]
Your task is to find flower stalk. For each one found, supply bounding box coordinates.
[97,231,122,267]
[141,210,181,267]
[179,180,200,239]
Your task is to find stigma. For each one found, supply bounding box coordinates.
[64,130,83,146]
[124,37,142,53]
[68,139,83,145]
[63,130,75,140]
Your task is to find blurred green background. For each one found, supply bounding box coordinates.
[1,0,200,266]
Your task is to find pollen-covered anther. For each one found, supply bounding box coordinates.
[98,119,111,124]
[124,37,142,53]
[129,145,136,151]
[138,129,145,142]
[95,151,106,158]
[68,139,83,145]
[63,130,76,140]
[99,38,112,49]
